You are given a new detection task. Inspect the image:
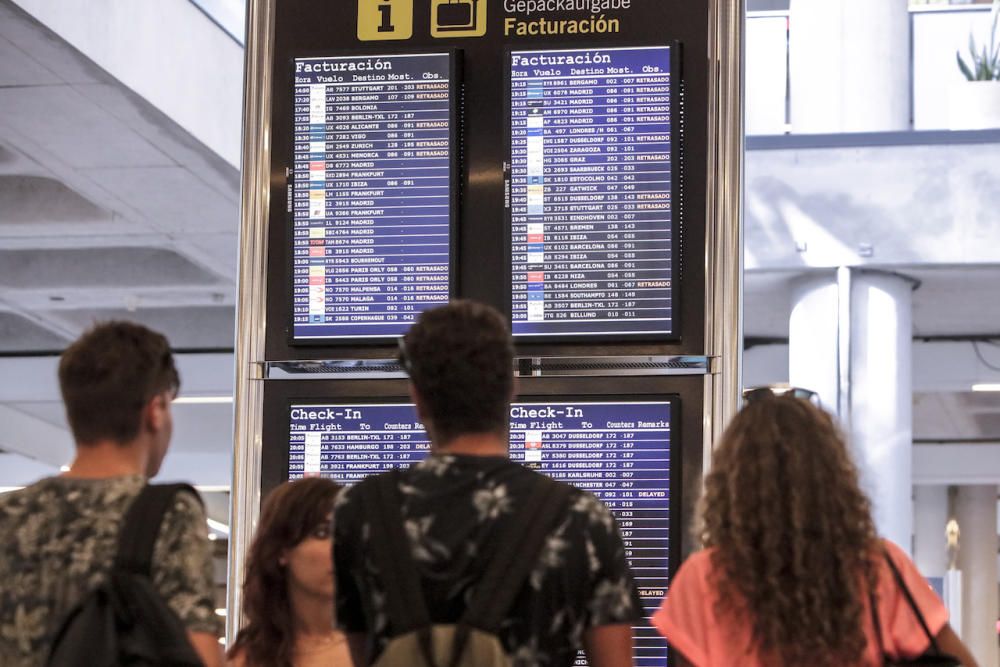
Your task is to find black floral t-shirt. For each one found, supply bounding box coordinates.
[333,454,643,666]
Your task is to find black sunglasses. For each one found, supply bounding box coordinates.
[742,385,820,406]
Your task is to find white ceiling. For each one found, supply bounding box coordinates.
[0,0,240,354]
[0,1,240,486]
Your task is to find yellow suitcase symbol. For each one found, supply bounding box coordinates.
[431,0,487,37]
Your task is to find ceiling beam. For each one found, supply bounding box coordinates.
[913,444,1000,485]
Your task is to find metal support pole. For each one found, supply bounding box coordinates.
[705,0,746,460]
[226,0,275,643]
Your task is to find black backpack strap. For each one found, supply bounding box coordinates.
[882,546,942,655]
[365,470,437,663]
[114,483,201,577]
[868,586,889,666]
[448,474,573,665]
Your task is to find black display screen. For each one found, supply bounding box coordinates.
[290,52,456,341]
[509,46,676,340]
[288,398,673,666]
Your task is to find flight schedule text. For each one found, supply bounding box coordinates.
[288,400,673,666]
[509,46,675,338]
[291,53,454,340]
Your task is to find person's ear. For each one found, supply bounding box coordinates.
[145,392,170,433]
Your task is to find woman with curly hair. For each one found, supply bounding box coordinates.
[653,395,977,666]
[228,477,353,667]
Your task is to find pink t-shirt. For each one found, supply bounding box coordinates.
[652,540,948,666]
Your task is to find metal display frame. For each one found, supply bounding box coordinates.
[230,0,744,648]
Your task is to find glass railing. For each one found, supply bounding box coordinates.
[746,4,998,134]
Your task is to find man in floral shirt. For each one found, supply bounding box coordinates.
[334,301,641,666]
[0,322,221,667]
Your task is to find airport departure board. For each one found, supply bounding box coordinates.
[288,399,673,666]
[509,46,676,339]
[291,53,455,341]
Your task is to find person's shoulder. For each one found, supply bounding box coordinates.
[664,549,717,604]
[875,538,926,586]
[154,485,208,543]
[225,646,247,667]
[333,473,380,521]
[162,485,206,520]
[0,478,65,523]
[565,486,616,528]
[880,537,910,563]
[676,548,716,577]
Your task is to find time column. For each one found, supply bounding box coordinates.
[292,80,330,326]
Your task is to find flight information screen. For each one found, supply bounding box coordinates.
[509,46,676,339]
[290,53,454,341]
[288,399,673,666]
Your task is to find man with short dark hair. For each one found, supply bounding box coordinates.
[0,321,223,667]
[334,300,642,667]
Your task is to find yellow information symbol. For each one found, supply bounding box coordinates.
[357,0,413,41]
[431,0,487,38]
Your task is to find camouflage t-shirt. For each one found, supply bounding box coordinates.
[0,475,219,667]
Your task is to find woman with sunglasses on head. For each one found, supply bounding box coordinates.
[653,394,977,667]
[228,477,354,667]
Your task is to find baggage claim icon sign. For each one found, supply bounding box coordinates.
[431,0,487,37]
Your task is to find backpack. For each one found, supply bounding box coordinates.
[46,483,206,667]
[365,468,573,667]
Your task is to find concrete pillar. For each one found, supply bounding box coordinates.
[914,485,949,577]
[850,272,913,552]
[954,485,999,666]
[788,269,914,552]
[789,274,840,414]
[788,0,910,133]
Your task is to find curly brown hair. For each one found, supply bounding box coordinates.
[229,478,342,667]
[699,395,879,666]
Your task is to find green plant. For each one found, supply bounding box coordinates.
[957,2,1000,81]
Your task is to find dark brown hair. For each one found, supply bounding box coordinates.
[58,321,179,444]
[699,396,879,666]
[401,300,514,443]
[229,478,343,667]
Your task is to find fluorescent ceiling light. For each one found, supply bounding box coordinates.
[971,384,1000,392]
[207,518,231,535]
[173,396,233,405]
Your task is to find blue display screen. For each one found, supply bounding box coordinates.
[289,400,672,665]
[509,46,675,338]
[290,53,453,341]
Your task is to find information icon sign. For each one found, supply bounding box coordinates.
[357,0,413,41]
